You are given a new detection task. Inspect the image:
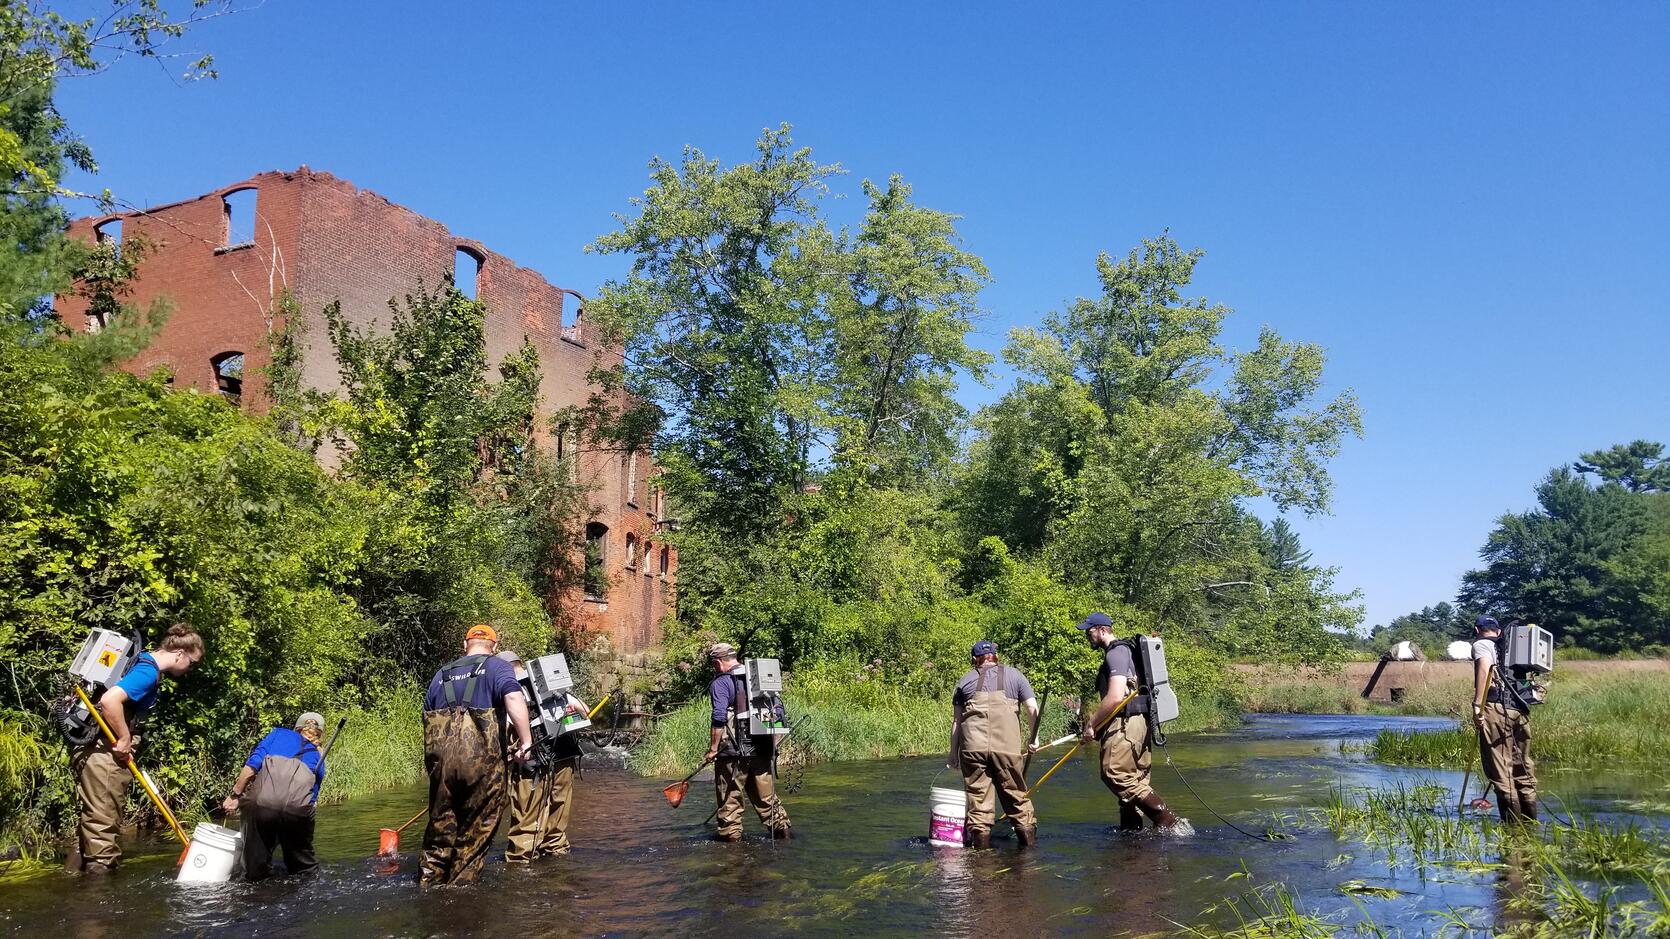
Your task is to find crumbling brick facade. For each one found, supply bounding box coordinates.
[55,168,673,653]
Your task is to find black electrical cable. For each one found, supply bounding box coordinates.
[1164,754,1282,843]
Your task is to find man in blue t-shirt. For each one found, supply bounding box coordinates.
[418,624,533,886]
[72,623,204,873]
[703,642,791,841]
[222,712,329,880]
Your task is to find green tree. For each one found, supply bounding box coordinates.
[1460,460,1670,652]
[1575,440,1669,493]
[959,234,1362,662]
[829,176,992,485]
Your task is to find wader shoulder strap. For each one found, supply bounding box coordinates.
[441,654,489,707]
[975,664,1006,694]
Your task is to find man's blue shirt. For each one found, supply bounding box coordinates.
[113,652,160,715]
[244,727,325,804]
[422,655,522,713]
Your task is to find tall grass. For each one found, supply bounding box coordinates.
[315,686,426,805]
[626,663,1081,778]
[1368,674,1670,768]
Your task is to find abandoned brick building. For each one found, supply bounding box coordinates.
[54,168,673,653]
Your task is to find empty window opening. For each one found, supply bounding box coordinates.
[659,545,670,579]
[94,218,123,244]
[222,188,256,247]
[626,452,640,506]
[455,247,482,299]
[212,351,245,406]
[560,289,584,343]
[583,522,608,600]
[624,533,638,570]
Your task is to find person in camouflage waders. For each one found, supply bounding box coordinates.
[419,625,534,886]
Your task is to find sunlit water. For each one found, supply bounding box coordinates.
[3,714,1665,937]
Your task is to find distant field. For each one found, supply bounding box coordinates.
[1235,658,1670,712]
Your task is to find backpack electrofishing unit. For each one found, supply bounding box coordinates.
[1110,634,1181,746]
[523,653,591,742]
[56,628,142,747]
[745,658,790,736]
[1495,620,1553,708]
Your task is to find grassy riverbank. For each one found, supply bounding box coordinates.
[1367,673,1670,769]
[627,661,1242,778]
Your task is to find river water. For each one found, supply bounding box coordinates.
[3,714,1666,937]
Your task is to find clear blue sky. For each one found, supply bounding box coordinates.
[56,1,1670,631]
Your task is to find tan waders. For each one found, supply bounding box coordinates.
[714,752,790,840]
[958,665,1037,845]
[71,739,130,870]
[505,759,576,861]
[1098,712,1178,829]
[1477,703,1537,822]
[420,706,505,886]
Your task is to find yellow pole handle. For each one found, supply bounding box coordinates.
[587,693,612,721]
[74,684,191,847]
[1024,690,1139,798]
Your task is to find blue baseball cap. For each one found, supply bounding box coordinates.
[970,640,997,657]
[1475,615,1499,630]
[1076,611,1114,631]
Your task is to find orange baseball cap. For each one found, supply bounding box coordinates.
[465,624,497,643]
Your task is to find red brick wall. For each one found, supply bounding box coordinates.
[55,168,675,653]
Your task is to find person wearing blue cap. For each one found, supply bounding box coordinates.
[948,640,1040,848]
[1470,615,1538,821]
[1076,612,1179,831]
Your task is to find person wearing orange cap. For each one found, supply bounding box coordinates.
[418,624,534,886]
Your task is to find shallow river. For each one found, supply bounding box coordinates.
[3,714,1666,937]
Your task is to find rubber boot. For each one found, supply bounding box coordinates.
[715,831,743,843]
[1119,800,1144,832]
[1015,826,1037,849]
[1519,797,1538,823]
[1136,793,1179,830]
[769,825,794,840]
[968,829,991,849]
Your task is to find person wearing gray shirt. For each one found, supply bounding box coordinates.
[948,640,1041,849]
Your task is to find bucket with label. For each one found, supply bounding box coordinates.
[929,786,966,848]
[177,822,241,883]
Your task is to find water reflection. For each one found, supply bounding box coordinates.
[1,715,1663,938]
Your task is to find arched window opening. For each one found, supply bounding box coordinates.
[560,289,584,343]
[583,522,608,600]
[455,246,483,300]
[659,545,670,579]
[222,188,256,247]
[212,351,245,406]
[626,451,640,507]
[555,423,568,461]
[624,533,638,570]
[94,218,123,244]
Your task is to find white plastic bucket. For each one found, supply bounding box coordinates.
[929,786,966,848]
[177,822,241,883]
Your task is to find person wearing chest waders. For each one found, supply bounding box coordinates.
[1471,615,1538,823]
[1077,612,1180,831]
[948,640,1041,849]
[419,624,534,886]
[497,651,584,862]
[222,712,328,880]
[72,623,204,874]
[704,642,792,842]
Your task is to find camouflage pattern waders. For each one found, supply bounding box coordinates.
[715,753,790,839]
[420,706,505,886]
